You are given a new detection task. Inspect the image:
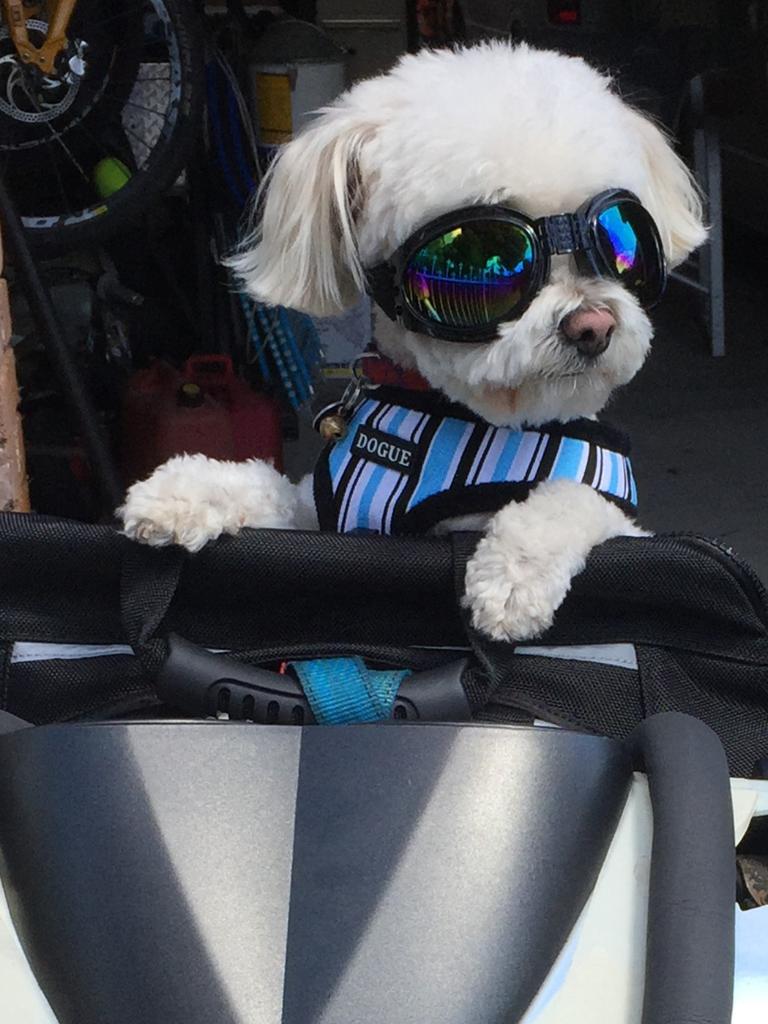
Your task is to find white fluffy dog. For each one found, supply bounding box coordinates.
[120,42,706,641]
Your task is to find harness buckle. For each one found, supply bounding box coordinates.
[312,357,379,441]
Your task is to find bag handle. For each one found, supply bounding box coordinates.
[629,713,735,1024]
[118,529,477,676]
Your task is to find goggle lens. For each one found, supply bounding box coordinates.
[594,200,662,303]
[402,221,535,330]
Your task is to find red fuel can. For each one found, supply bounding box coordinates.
[121,356,283,485]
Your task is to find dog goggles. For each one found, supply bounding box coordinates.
[366,189,667,343]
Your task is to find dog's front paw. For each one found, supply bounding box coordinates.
[118,454,300,551]
[462,480,645,641]
[463,531,571,641]
[119,479,241,553]
[120,492,234,551]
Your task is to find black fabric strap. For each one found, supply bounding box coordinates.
[120,545,186,678]
[0,642,11,712]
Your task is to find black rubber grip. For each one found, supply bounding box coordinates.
[630,713,735,1024]
[157,634,472,724]
[157,636,314,724]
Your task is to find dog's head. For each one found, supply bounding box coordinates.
[231,43,706,427]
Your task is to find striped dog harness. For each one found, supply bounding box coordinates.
[313,385,637,535]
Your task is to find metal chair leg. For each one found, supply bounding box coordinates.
[678,75,726,356]
[704,121,725,357]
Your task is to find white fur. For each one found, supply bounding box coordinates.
[118,455,316,551]
[121,43,706,640]
[463,479,649,641]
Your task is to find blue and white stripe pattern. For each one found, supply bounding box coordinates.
[317,396,637,535]
[326,398,432,534]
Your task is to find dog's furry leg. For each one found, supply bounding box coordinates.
[463,479,648,641]
[118,454,317,551]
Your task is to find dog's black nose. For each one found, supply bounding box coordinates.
[560,308,615,357]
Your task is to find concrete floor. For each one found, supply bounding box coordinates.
[287,239,768,582]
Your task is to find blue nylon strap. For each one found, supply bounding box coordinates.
[291,657,409,724]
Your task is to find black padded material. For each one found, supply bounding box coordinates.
[1,513,768,774]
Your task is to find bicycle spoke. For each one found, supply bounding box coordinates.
[119,122,153,156]
[46,139,76,217]
[100,93,168,120]
[68,94,154,167]
[83,5,150,31]
[123,98,167,118]
[12,72,83,177]
[73,114,128,161]
[44,129,89,182]
[47,129,90,182]
[109,77,175,84]
[20,89,91,183]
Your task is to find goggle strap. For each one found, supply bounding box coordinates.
[541,213,589,256]
[365,263,398,322]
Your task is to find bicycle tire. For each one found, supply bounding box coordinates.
[4,0,204,254]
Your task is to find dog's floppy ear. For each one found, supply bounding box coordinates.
[228,106,374,316]
[629,110,708,268]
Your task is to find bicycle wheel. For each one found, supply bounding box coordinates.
[0,0,203,253]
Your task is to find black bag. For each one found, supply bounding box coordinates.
[1,511,767,777]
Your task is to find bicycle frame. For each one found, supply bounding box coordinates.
[2,0,77,76]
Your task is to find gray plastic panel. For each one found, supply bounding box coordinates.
[0,722,630,1024]
[0,723,301,1024]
